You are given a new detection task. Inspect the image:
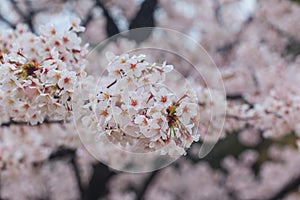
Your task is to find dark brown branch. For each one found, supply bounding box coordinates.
[226,94,245,101]
[106,79,117,89]
[222,179,238,200]
[0,119,68,127]
[38,145,122,200]
[10,0,35,33]
[213,0,222,25]
[265,174,300,200]
[32,147,75,167]
[265,21,300,59]
[0,13,16,29]
[135,170,159,200]
[126,0,157,43]
[0,171,2,200]
[216,9,253,56]
[70,153,85,199]
[95,0,120,37]
[81,1,96,28]
[23,0,36,33]
[10,0,27,18]
[226,114,257,121]
[217,40,240,55]
[266,21,296,42]
[226,94,254,107]
[35,147,85,199]
[48,146,76,160]
[83,163,116,200]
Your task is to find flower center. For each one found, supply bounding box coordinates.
[23,61,39,77]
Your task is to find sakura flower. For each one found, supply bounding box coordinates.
[69,17,86,32]
[58,71,77,91]
[113,107,131,128]
[150,85,175,107]
[125,56,147,77]
[149,112,168,130]
[177,101,199,124]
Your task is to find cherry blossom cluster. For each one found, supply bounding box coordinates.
[83,53,200,156]
[0,18,88,125]
[108,144,300,200]
[0,123,95,200]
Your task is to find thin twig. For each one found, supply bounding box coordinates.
[1,119,68,127]
[226,114,257,121]
[226,94,254,107]
[213,0,222,25]
[106,79,117,89]
[248,67,260,94]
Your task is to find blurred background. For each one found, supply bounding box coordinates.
[1,0,300,199]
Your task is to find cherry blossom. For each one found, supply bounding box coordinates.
[83,53,200,156]
[0,17,88,125]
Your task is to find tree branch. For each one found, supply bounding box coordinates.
[226,94,254,107]
[95,0,120,38]
[10,0,35,33]
[0,171,3,200]
[0,119,68,127]
[10,0,27,18]
[265,174,300,200]
[0,13,16,29]
[33,147,85,199]
[83,162,116,200]
[135,170,159,200]
[226,115,256,121]
[70,153,85,199]
[81,1,96,28]
[215,8,253,56]
[49,147,84,197]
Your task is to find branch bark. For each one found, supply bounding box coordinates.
[135,170,159,200]
[81,1,96,28]
[34,147,85,199]
[83,163,116,200]
[0,13,16,29]
[70,153,85,199]
[10,0,35,33]
[265,174,300,200]
[0,119,68,127]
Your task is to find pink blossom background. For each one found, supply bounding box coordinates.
[1,0,300,199]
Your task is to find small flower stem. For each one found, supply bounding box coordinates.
[106,79,117,89]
